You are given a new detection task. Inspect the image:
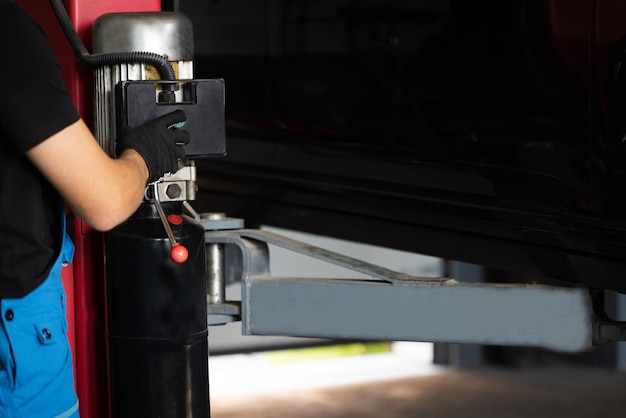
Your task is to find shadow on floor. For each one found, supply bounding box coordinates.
[211,366,626,418]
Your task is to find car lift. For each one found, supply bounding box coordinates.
[18,1,626,417]
[199,212,626,354]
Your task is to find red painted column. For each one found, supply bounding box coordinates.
[15,1,161,417]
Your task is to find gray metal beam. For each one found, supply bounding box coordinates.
[205,229,604,353]
[242,277,592,352]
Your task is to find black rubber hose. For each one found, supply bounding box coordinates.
[48,0,176,81]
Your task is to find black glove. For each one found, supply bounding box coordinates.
[115,110,190,183]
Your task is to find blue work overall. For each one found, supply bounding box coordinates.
[0,208,79,417]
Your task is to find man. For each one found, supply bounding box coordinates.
[0,1,190,416]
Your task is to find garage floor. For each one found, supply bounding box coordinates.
[211,366,626,418]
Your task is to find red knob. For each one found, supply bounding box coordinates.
[170,243,188,264]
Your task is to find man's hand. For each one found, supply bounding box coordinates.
[116,110,190,183]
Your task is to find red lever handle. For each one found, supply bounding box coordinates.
[152,184,188,264]
[170,243,189,264]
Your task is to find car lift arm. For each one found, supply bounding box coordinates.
[200,215,626,353]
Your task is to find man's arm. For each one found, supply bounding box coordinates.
[26,118,149,231]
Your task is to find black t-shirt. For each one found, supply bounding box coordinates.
[0,2,80,297]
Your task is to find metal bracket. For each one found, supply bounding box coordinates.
[203,225,626,352]
[201,213,245,325]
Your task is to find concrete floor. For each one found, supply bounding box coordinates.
[211,366,626,418]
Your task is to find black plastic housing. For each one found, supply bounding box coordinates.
[116,79,226,158]
[105,202,209,417]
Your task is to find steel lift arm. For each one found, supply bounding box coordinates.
[199,214,626,353]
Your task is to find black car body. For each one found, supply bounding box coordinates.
[184,0,626,293]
